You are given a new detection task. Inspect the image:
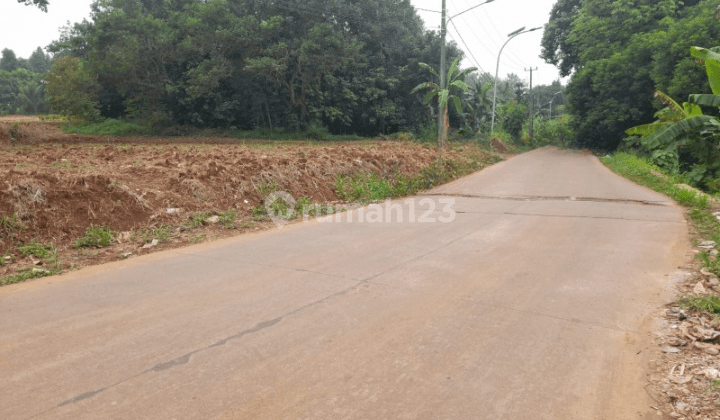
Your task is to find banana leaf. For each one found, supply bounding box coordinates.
[626,121,671,137]
[690,94,720,108]
[691,47,720,95]
[642,115,715,149]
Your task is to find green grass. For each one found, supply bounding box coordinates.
[17,240,59,267]
[185,212,210,229]
[39,114,68,122]
[230,127,365,141]
[335,151,502,204]
[601,153,710,209]
[256,181,279,197]
[678,295,720,314]
[217,208,237,228]
[0,248,15,267]
[133,225,173,244]
[1,267,62,286]
[253,196,338,221]
[0,213,23,232]
[74,224,116,248]
[63,119,145,136]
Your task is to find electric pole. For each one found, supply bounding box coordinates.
[439,0,447,139]
[524,67,537,143]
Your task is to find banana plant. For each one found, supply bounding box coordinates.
[464,81,494,135]
[626,46,720,172]
[412,58,476,149]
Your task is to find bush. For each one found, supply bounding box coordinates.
[501,101,527,142]
[64,119,144,136]
[533,115,575,147]
[74,224,115,248]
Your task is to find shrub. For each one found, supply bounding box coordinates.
[74,224,115,248]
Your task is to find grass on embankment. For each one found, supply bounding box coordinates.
[602,152,720,315]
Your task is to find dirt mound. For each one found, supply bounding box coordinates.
[0,121,95,144]
[0,121,502,282]
[0,131,482,247]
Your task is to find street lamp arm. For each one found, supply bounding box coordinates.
[490,26,543,135]
[447,0,495,25]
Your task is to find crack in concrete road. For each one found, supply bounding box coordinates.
[420,193,669,206]
[453,211,685,224]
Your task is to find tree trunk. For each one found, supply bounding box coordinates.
[439,106,449,150]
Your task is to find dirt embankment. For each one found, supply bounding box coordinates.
[0,119,502,281]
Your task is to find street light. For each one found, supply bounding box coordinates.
[548,91,563,119]
[490,26,542,135]
[438,0,496,138]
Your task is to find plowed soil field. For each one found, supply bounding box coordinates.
[0,117,502,283]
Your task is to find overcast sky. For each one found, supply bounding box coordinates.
[1,0,564,86]
[411,0,566,86]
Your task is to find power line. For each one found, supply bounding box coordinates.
[448,20,486,74]
[479,6,525,66]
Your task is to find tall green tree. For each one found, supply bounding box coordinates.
[0,49,19,72]
[540,0,582,77]
[44,56,99,120]
[28,47,52,74]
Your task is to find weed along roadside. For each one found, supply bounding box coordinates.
[602,152,720,418]
[0,123,505,286]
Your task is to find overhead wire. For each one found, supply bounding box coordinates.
[448,20,486,74]
[479,6,526,66]
[448,1,527,72]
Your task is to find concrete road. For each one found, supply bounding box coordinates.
[0,147,688,419]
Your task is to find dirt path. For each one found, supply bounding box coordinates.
[0,147,689,419]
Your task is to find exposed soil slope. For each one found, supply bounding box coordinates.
[0,119,501,281]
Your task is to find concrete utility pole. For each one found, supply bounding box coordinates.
[525,67,537,143]
[439,0,447,139]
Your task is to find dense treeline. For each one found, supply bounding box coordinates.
[47,0,465,135]
[41,0,564,138]
[0,47,52,115]
[542,0,719,150]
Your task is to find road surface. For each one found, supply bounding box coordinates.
[0,147,688,419]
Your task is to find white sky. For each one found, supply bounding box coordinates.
[1,0,565,86]
[411,0,567,86]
